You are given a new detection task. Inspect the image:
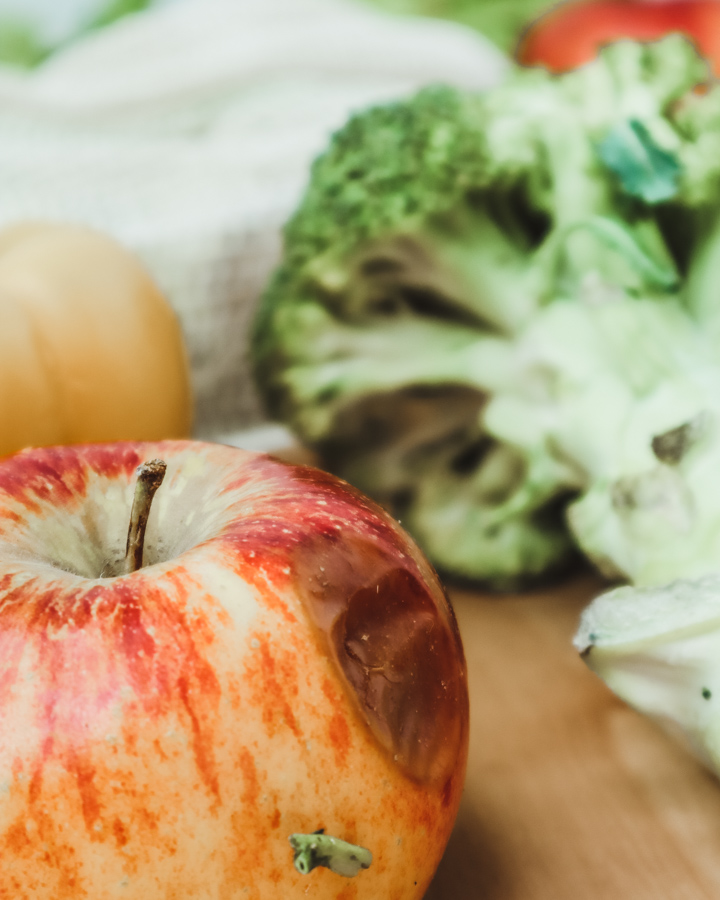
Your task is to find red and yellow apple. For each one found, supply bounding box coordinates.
[0,223,192,458]
[0,440,468,899]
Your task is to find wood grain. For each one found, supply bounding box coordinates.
[426,572,720,899]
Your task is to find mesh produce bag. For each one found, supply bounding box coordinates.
[0,0,506,440]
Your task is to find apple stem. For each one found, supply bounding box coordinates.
[122,459,167,574]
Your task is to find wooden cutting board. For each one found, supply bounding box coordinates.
[426,571,720,900]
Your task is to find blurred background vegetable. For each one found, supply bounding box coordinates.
[371,0,720,74]
[518,0,720,75]
[0,222,192,457]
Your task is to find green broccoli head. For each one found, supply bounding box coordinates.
[252,36,720,588]
[280,85,492,270]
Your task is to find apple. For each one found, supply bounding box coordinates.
[0,440,468,899]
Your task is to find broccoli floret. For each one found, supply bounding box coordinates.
[252,36,720,587]
[280,85,493,270]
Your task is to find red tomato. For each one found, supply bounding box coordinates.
[517,0,720,74]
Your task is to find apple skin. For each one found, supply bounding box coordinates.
[0,440,468,900]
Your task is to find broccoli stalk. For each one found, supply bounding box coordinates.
[252,35,720,588]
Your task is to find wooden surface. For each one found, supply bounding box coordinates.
[425,572,720,900]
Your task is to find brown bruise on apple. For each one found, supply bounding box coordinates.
[0,441,469,899]
[221,462,469,788]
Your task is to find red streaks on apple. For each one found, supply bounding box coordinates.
[243,630,302,740]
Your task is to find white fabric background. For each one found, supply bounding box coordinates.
[0,0,507,441]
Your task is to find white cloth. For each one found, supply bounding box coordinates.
[0,0,507,437]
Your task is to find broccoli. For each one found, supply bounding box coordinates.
[252,35,720,589]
